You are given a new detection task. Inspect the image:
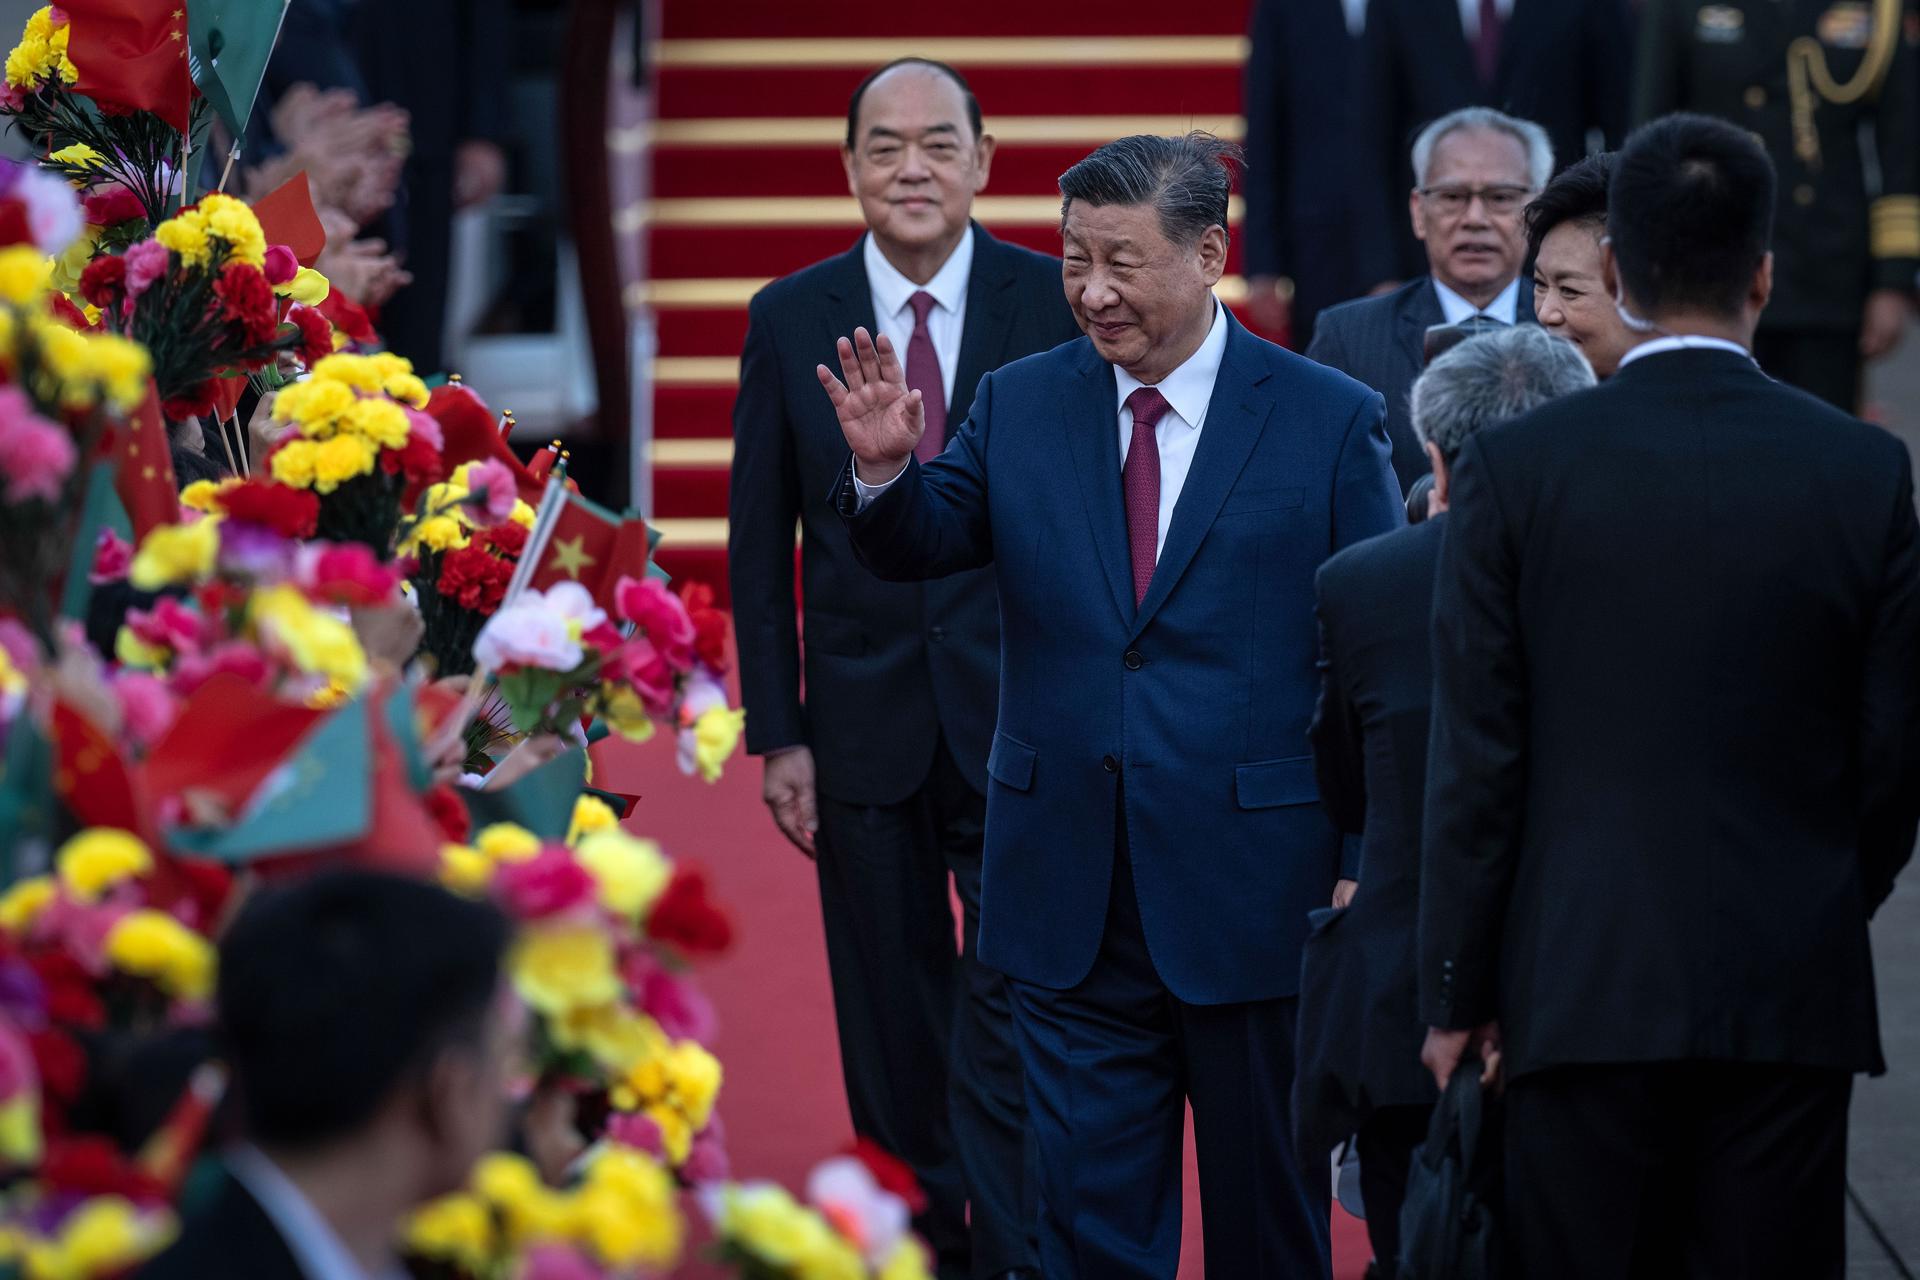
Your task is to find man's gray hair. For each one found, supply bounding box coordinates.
[1411,107,1554,192]
[1058,131,1242,247]
[1411,325,1595,461]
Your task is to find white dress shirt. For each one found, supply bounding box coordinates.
[1432,276,1521,326]
[864,228,972,412]
[1342,0,1368,37]
[1615,334,1754,370]
[1457,0,1515,41]
[1115,301,1229,558]
[226,1146,400,1280]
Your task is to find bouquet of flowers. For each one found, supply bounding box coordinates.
[704,1146,936,1280]
[401,459,538,678]
[472,576,744,783]
[80,193,332,422]
[264,352,445,553]
[0,7,208,227]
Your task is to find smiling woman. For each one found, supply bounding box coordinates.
[1525,152,1634,378]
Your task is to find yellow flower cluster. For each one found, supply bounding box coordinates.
[404,1147,683,1274]
[248,584,370,694]
[33,313,151,413]
[398,462,537,557]
[710,1183,868,1280]
[566,793,618,845]
[178,478,238,514]
[55,829,152,904]
[0,876,54,934]
[507,923,621,1016]
[311,353,429,408]
[103,910,215,1001]
[0,1197,177,1280]
[0,1093,40,1166]
[154,193,265,270]
[128,520,218,591]
[689,705,748,784]
[573,829,671,920]
[606,1015,723,1165]
[268,354,428,495]
[3,7,75,90]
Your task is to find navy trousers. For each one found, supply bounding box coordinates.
[1008,826,1330,1279]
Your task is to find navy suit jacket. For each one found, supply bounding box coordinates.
[838,312,1404,1004]
[729,225,1079,805]
[1307,276,1536,494]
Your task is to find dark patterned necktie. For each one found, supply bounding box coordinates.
[1474,0,1503,89]
[906,291,948,464]
[1123,387,1170,606]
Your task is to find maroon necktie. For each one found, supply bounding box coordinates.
[906,291,948,464]
[1474,0,1503,89]
[1123,386,1170,606]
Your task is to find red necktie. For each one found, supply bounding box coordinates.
[1474,0,1503,89]
[1123,386,1170,606]
[906,291,948,464]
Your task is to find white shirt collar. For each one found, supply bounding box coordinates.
[1431,276,1521,326]
[863,227,974,324]
[226,1145,390,1280]
[1616,334,1754,369]
[1113,300,1230,429]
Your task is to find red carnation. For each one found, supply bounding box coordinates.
[288,303,333,366]
[679,582,731,672]
[27,951,104,1030]
[80,254,126,309]
[0,199,29,248]
[845,1138,929,1215]
[215,262,279,347]
[215,479,319,538]
[645,864,734,958]
[82,184,146,227]
[438,544,513,612]
[483,521,527,559]
[161,380,218,422]
[39,1135,169,1203]
[28,1028,86,1106]
[424,783,471,844]
[378,430,444,489]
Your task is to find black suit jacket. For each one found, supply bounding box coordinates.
[1296,517,1447,1159]
[1420,349,1920,1080]
[729,224,1080,806]
[1306,277,1536,494]
[1241,0,1372,347]
[1358,0,1634,281]
[137,1171,304,1280]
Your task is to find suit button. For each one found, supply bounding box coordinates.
[1744,85,1766,109]
[1123,650,1144,670]
[929,626,946,643]
[1102,755,1119,773]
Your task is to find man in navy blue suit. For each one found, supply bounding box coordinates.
[820,133,1405,1279]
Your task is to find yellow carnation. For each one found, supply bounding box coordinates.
[689,705,746,783]
[438,843,493,896]
[54,1197,173,1278]
[471,1152,573,1246]
[81,333,152,412]
[510,500,537,529]
[0,876,55,934]
[341,396,409,449]
[273,377,355,433]
[474,822,539,862]
[154,217,209,268]
[113,625,170,671]
[573,830,671,919]
[599,684,656,744]
[549,1001,654,1072]
[56,829,153,902]
[567,1147,684,1269]
[178,478,233,513]
[566,794,618,845]
[714,1184,863,1280]
[269,438,318,489]
[198,194,265,267]
[310,432,376,493]
[248,585,369,691]
[507,923,621,1016]
[129,520,219,590]
[104,910,216,1001]
[310,352,383,393]
[879,1240,936,1280]
[403,1194,495,1272]
[0,246,49,305]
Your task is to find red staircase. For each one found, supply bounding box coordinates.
[643,0,1256,596]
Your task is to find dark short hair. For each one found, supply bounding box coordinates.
[844,58,982,149]
[1525,151,1614,267]
[218,871,509,1151]
[1607,113,1774,318]
[1058,132,1242,247]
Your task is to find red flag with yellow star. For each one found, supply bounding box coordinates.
[526,489,659,610]
[64,0,196,134]
[113,382,179,539]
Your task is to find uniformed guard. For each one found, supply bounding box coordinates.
[1635,0,1920,411]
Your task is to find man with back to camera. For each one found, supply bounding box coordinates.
[139,871,513,1280]
[820,131,1405,1279]
[727,57,1078,1280]
[1419,112,1920,1277]
[1308,107,1547,493]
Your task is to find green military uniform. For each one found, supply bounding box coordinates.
[1636,0,1920,410]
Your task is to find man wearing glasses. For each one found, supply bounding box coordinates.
[1308,108,1549,493]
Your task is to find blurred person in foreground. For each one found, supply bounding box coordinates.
[140,872,513,1280]
[1419,112,1920,1277]
[728,58,1077,1280]
[1525,152,1634,378]
[1309,107,1547,493]
[1298,323,1593,1279]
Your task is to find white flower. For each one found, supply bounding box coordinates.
[806,1156,910,1266]
[18,165,83,256]
[543,580,608,637]
[474,587,586,671]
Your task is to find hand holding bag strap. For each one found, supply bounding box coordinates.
[1451,1061,1484,1174]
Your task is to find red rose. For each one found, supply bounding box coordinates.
[438,544,513,612]
[645,864,734,958]
[214,262,278,347]
[215,478,319,538]
[83,184,147,227]
[845,1138,929,1215]
[288,303,333,366]
[424,783,471,844]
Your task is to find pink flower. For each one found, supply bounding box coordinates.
[607,637,676,718]
[613,575,696,672]
[111,671,178,750]
[82,184,145,228]
[807,1155,912,1266]
[606,1111,666,1158]
[121,239,169,298]
[297,542,401,606]
[462,458,518,525]
[0,387,75,503]
[124,598,203,656]
[262,244,298,286]
[683,1112,730,1184]
[403,408,443,452]
[622,949,717,1044]
[89,528,132,584]
[491,845,597,921]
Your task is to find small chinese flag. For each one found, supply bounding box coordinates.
[527,490,659,610]
[113,383,179,539]
[63,0,196,135]
[250,171,327,267]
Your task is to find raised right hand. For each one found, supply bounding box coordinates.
[762,745,820,859]
[816,326,924,481]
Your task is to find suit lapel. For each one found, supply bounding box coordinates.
[1396,278,1442,374]
[1059,342,1135,625]
[1131,317,1275,636]
[951,224,1020,423]
[819,237,879,362]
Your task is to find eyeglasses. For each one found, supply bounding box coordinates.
[1417,184,1533,217]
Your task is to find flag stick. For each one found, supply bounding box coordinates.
[212,413,240,477]
[224,410,250,476]
[217,139,242,193]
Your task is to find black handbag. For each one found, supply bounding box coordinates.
[1396,1059,1503,1280]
